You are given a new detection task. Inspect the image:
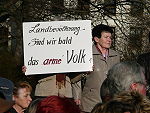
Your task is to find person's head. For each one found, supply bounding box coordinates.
[13,81,32,110]
[92,91,150,113]
[0,77,14,100]
[91,98,135,113]
[0,78,15,112]
[36,96,81,113]
[91,103,104,113]
[111,91,150,113]
[25,98,42,113]
[101,100,135,113]
[107,61,146,97]
[92,24,113,49]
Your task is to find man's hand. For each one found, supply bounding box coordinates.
[22,66,27,73]
[74,99,81,105]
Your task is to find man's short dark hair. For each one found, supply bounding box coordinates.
[92,24,113,38]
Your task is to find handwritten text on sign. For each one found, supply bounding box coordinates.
[23,20,93,75]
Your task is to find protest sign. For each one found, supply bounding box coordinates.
[23,20,93,75]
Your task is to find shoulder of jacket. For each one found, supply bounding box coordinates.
[109,49,120,57]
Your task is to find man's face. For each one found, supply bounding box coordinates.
[131,72,147,95]
[13,88,32,109]
[135,83,146,95]
[95,31,112,49]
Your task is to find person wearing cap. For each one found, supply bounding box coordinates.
[0,77,14,101]
[0,77,15,113]
[0,91,14,113]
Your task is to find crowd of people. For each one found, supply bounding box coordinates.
[0,24,150,113]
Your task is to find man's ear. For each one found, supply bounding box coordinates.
[93,37,99,43]
[130,83,138,90]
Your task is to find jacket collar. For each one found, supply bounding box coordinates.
[93,45,118,57]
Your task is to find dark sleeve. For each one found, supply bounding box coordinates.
[137,53,150,84]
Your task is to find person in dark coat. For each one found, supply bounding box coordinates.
[137,52,150,97]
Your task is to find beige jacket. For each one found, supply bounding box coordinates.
[81,45,120,112]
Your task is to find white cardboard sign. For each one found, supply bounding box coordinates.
[23,20,93,75]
